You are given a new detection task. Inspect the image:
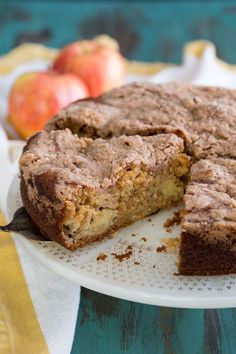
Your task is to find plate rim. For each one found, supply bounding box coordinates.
[13,234,236,309]
[9,175,236,309]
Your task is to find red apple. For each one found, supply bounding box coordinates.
[53,40,125,97]
[9,71,88,138]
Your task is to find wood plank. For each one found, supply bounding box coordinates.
[71,288,205,354]
[1,1,236,64]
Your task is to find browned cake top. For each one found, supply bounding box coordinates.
[20,129,185,203]
[20,82,236,255]
[183,159,236,239]
[46,82,236,158]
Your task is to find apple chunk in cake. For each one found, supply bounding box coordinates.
[20,129,190,250]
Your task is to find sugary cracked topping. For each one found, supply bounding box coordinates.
[46,82,236,155]
[20,129,185,201]
[23,82,236,242]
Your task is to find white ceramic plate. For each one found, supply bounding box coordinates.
[3,42,236,309]
[7,176,236,309]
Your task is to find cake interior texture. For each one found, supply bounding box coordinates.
[63,156,188,246]
[21,82,236,275]
[20,130,189,250]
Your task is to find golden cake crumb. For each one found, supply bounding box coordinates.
[156,245,167,253]
[160,237,180,253]
[111,245,133,262]
[163,209,184,231]
[96,253,107,261]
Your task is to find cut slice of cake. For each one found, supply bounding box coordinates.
[20,129,189,250]
[179,158,236,275]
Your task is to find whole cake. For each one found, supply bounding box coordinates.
[20,82,236,275]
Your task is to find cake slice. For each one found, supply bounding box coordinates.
[20,129,189,250]
[179,158,236,275]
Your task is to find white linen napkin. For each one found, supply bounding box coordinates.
[0,126,80,354]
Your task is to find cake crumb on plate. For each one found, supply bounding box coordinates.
[164,209,184,231]
[111,245,133,262]
[160,237,180,253]
[97,253,108,261]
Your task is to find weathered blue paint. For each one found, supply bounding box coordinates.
[72,289,207,354]
[1,1,236,353]
[2,1,236,64]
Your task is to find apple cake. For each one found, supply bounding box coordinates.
[21,82,236,275]
[20,129,189,250]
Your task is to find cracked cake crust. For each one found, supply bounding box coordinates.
[46,82,236,152]
[21,82,236,274]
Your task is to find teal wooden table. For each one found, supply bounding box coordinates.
[1,1,236,353]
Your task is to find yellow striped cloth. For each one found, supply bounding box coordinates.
[0,212,49,354]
